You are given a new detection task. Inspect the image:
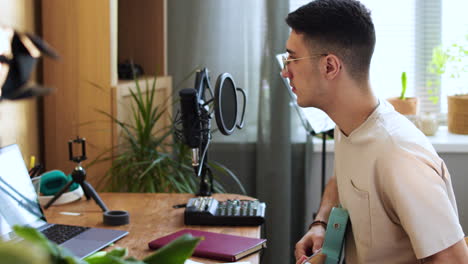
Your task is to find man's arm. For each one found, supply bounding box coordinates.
[423,239,468,263]
[314,175,339,224]
[295,175,339,262]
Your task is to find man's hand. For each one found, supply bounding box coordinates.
[295,225,326,263]
[296,252,326,264]
[296,176,338,263]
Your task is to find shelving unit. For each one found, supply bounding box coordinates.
[42,0,171,187]
[113,75,173,147]
[118,0,166,77]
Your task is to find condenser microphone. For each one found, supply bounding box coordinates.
[179,88,202,166]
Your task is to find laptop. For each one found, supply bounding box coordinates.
[0,144,128,258]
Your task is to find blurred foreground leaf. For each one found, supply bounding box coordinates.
[143,234,202,264]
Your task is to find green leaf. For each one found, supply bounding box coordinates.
[107,247,129,258]
[85,248,143,264]
[137,156,166,180]
[12,225,87,264]
[84,255,126,264]
[427,79,433,88]
[85,251,108,260]
[209,160,247,194]
[0,241,50,264]
[143,234,202,264]
[429,96,439,104]
[400,71,407,100]
[13,225,60,258]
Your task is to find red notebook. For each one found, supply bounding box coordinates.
[148,229,267,262]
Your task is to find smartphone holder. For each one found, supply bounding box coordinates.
[43,137,129,226]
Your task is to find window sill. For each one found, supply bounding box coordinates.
[311,126,468,153]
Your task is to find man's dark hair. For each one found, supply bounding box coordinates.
[285,0,375,82]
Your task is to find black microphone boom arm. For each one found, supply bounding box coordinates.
[177,67,247,197]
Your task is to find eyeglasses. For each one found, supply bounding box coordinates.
[282,53,328,74]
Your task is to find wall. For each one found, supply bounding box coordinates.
[0,0,41,164]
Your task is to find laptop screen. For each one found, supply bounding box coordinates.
[0,144,46,239]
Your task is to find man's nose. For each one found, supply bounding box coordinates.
[282,69,293,79]
[281,68,289,78]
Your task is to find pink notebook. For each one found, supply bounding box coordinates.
[148,229,267,262]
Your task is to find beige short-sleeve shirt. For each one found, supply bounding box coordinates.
[335,100,464,263]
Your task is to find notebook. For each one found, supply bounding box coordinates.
[0,144,128,258]
[148,229,267,262]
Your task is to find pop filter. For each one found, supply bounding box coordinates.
[214,73,246,135]
[176,69,246,196]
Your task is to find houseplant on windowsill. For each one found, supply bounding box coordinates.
[387,71,419,115]
[414,66,441,137]
[427,34,468,135]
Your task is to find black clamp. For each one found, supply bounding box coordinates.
[103,210,130,226]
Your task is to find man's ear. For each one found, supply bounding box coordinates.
[323,55,341,80]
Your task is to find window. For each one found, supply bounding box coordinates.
[440,1,468,113]
[289,0,468,115]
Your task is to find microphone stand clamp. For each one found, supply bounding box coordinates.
[44,137,108,211]
[43,137,129,226]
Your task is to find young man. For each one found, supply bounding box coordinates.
[281,0,468,263]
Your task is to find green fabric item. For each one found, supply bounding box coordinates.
[39,170,79,195]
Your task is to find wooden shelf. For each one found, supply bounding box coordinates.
[118,0,166,77]
[42,0,169,188]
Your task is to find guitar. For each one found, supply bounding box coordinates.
[303,206,349,264]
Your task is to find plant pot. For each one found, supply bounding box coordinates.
[387,97,419,115]
[448,95,468,135]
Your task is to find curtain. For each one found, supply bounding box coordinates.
[167,0,262,142]
[256,1,300,263]
[168,1,306,263]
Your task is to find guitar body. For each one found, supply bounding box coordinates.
[322,206,349,264]
[305,207,349,264]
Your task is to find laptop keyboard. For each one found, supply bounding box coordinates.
[42,224,90,244]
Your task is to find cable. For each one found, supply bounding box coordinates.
[197,133,211,177]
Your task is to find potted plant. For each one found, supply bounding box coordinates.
[0,225,201,264]
[89,72,246,194]
[387,72,419,115]
[427,34,468,134]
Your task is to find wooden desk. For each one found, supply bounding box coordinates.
[44,193,261,264]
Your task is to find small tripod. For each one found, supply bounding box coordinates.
[44,137,108,211]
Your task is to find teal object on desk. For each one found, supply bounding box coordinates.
[39,170,79,196]
[322,206,349,264]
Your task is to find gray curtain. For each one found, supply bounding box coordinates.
[168,1,307,263]
[256,1,298,264]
